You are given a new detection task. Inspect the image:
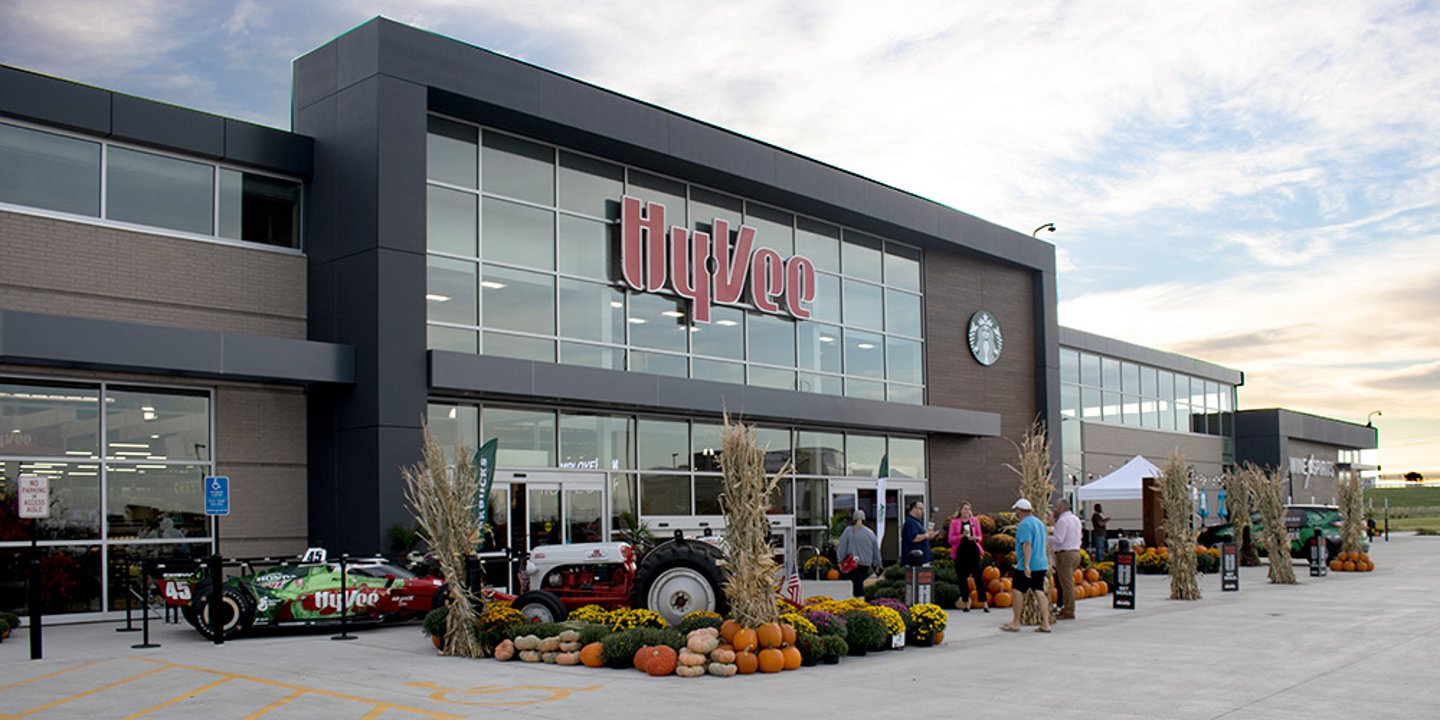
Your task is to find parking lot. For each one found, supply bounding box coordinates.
[3,535,1437,719]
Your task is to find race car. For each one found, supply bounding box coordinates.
[159,549,445,640]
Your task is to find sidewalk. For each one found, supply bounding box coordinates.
[3,535,1436,719]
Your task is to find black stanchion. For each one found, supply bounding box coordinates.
[332,553,356,641]
[29,521,43,661]
[132,560,161,650]
[209,554,224,646]
[117,559,140,633]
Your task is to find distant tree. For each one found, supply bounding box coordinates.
[1404,471,1425,483]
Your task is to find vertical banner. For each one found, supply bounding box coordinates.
[1113,548,1136,610]
[874,454,889,556]
[472,438,499,552]
[1221,542,1239,591]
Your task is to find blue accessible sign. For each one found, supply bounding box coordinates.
[204,476,230,516]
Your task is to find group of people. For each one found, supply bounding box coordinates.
[833,497,1115,635]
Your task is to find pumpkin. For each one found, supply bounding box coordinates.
[634,646,653,672]
[969,590,981,604]
[519,650,541,663]
[645,646,679,677]
[1085,568,1101,582]
[1097,581,1108,595]
[1074,585,1087,600]
[559,641,581,652]
[1047,587,1056,603]
[826,569,841,581]
[676,664,706,678]
[986,579,1003,595]
[1343,561,1356,572]
[1337,551,1350,563]
[1001,578,1013,592]
[993,593,1013,608]
[757,647,785,673]
[709,662,738,677]
[515,635,541,651]
[710,647,736,664]
[780,623,797,647]
[756,622,782,649]
[982,566,1001,582]
[720,619,741,644]
[1359,552,1370,563]
[986,592,997,606]
[1329,560,1344,572]
[431,634,443,650]
[539,637,561,652]
[541,651,558,664]
[780,645,802,670]
[932,631,944,645]
[1364,561,1375,572]
[558,629,581,643]
[678,649,708,667]
[735,650,759,674]
[966,577,977,592]
[687,632,719,655]
[733,627,759,652]
[555,652,580,666]
[579,642,605,668]
[493,639,516,661]
[1073,569,1084,584]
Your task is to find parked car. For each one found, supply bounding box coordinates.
[1199,505,1361,559]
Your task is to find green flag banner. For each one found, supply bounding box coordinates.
[472,438,498,551]
[875,453,889,555]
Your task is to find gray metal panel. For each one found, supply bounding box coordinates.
[0,309,353,384]
[111,93,226,160]
[0,65,110,135]
[1059,326,1244,385]
[1250,408,1377,450]
[223,119,314,177]
[429,351,1001,436]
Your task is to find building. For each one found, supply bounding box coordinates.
[1234,409,1378,506]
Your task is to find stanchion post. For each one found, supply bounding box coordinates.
[118,559,139,632]
[332,553,356,641]
[132,559,161,650]
[28,521,42,660]
[209,553,224,645]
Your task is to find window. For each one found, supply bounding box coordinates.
[218,170,301,248]
[483,407,556,467]
[842,231,883,282]
[107,147,214,235]
[796,218,840,273]
[482,132,554,205]
[0,122,100,216]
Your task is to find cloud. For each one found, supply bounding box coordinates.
[1366,363,1440,392]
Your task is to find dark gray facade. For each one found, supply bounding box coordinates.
[1236,408,1377,504]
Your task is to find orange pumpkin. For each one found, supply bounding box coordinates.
[969,590,981,604]
[1074,585,1088,600]
[1001,578,1014,593]
[756,622,782,650]
[732,627,758,652]
[1329,559,1344,572]
[720,619,740,644]
[780,645,803,670]
[779,623,797,647]
[1359,552,1370,563]
[986,592,997,606]
[982,566,1001,582]
[1364,560,1375,572]
[735,650,758,674]
[1097,581,1108,595]
[1085,568,1101,582]
[580,642,605,668]
[431,634,443,650]
[1047,587,1056,603]
[826,569,841,581]
[757,647,785,673]
[1343,561,1356,572]
[986,579,1003,595]
[1337,551,1350,563]
[966,577,977,592]
[993,593,1013,608]
[644,646,678,677]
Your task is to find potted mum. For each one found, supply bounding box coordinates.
[907,603,947,646]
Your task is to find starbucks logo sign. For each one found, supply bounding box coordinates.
[967,310,1003,366]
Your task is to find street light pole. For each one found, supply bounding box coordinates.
[1366,410,1382,427]
[1032,223,1056,238]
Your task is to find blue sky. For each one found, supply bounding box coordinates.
[2,0,1436,474]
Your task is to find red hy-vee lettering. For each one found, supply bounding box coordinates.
[620,196,817,322]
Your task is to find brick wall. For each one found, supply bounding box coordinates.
[0,211,306,338]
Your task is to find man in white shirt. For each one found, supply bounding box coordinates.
[1049,499,1083,620]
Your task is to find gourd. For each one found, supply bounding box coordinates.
[709,647,736,664]
[541,651,558,664]
[780,646,802,670]
[708,662,738,677]
[539,637,561,652]
[644,645,679,677]
[493,639,516,661]
[579,642,606,668]
[519,650,541,663]
[559,641,581,653]
[555,652,580,666]
[779,623,797,647]
[720,619,740,644]
[756,622,782,650]
[687,631,719,655]
[757,647,784,673]
[514,635,541,651]
[678,649,708,667]
[675,664,706,678]
[634,646,653,673]
[982,566,1001,582]
[558,629,581,643]
[734,650,758,674]
[732,627,758,652]
[1085,568,1101,582]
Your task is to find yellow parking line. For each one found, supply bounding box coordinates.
[240,689,304,720]
[0,659,104,691]
[11,666,169,718]
[119,676,232,719]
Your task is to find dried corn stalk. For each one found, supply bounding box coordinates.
[1159,450,1200,600]
[1337,472,1366,556]
[719,413,785,627]
[1254,464,1297,584]
[1226,467,1260,566]
[403,424,485,658]
[1004,419,1056,625]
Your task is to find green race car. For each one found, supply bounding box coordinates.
[1200,504,1361,559]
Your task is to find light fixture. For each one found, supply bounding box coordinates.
[716,319,738,327]
[857,342,875,350]
[480,280,507,289]
[818,335,835,343]
[628,317,647,324]
[425,294,452,302]
[610,301,624,308]
[1031,223,1057,238]
[662,310,685,318]
[448,407,457,419]
[141,406,155,412]
[150,434,160,439]
[143,411,157,421]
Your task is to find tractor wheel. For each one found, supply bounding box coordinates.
[189,582,256,641]
[632,540,729,627]
[512,590,568,623]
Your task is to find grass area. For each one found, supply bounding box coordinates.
[1368,486,1440,508]
[1384,515,1440,532]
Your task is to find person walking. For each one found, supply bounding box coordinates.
[1001,498,1051,633]
[1050,499,1083,621]
[901,500,935,566]
[948,501,987,612]
[1090,503,1110,562]
[836,510,881,598]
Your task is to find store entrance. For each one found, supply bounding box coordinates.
[481,470,606,593]
[830,479,927,565]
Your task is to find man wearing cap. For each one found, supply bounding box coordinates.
[1001,498,1052,633]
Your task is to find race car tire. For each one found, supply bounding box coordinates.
[632,540,729,627]
[512,590,567,624]
[190,582,256,641]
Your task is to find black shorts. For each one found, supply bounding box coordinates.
[1011,570,1047,593]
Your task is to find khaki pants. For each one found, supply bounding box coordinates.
[1055,549,1081,616]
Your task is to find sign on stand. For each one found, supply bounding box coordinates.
[1221,543,1239,591]
[905,566,934,606]
[204,476,230,516]
[1307,530,1327,577]
[18,474,49,518]
[1113,547,1136,610]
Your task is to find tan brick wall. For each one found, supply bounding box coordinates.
[0,210,306,338]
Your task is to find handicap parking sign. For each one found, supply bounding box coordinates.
[205,476,230,516]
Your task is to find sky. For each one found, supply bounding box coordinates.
[1,1,1436,476]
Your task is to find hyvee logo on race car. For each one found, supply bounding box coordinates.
[302,589,382,614]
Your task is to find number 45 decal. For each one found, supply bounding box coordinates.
[163,580,192,601]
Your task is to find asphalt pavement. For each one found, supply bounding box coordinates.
[2,534,1436,719]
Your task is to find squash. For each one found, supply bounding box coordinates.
[555,652,580,666]
[780,645,802,670]
[1343,561,1356,572]
[732,627,758,652]
[1097,581,1108,595]
[634,646,653,672]
[709,647,736,664]
[756,622,782,649]
[720,619,741,644]
[1001,578,1013,592]
[519,650,541,663]
[678,649,708,667]
[735,650,758,674]
[1329,559,1344,572]
[1085,568,1101,582]
[993,593,1013,608]
[757,647,784,673]
[1337,551,1350,563]
[697,627,720,638]
[982,566,1001,582]
[826,569,841,581]
[676,664,706,678]
[559,641,581,653]
[558,629,581,643]
[687,632,719,655]
[539,637,561,652]
[709,662,738,677]
[1073,569,1084,584]
[644,646,679,677]
[541,651,558,664]
[515,635,541,651]
[779,623,797,647]
[580,642,606,668]
[493,639,516,661]
[986,579,1003,595]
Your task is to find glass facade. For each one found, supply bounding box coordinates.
[1059,347,1236,443]
[0,378,212,617]
[424,115,925,403]
[0,120,303,249]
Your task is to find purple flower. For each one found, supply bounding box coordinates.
[869,597,909,614]
[803,610,848,637]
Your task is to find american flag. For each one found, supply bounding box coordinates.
[782,568,804,605]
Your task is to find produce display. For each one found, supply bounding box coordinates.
[1328,551,1376,572]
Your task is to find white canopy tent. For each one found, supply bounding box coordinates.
[1076,455,1161,501]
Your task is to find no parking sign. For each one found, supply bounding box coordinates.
[18,474,48,518]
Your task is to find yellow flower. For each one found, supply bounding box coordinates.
[866,606,906,635]
[569,604,613,624]
[779,612,818,635]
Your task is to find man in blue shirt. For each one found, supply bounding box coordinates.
[901,500,934,566]
[1001,498,1052,633]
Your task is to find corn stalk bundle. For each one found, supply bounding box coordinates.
[1159,450,1201,600]
[1004,419,1056,624]
[719,413,785,627]
[1226,467,1260,566]
[402,425,485,657]
[1254,464,1297,585]
[1337,472,1366,556]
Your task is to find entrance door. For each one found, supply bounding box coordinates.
[831,479,928,564]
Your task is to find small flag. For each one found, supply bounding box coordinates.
[782,569,803,605]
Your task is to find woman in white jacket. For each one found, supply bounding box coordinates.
[836,510,881,597]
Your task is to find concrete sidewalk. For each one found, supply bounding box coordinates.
[2,535,1435,719]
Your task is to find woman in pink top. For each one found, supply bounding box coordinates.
[948,501,987,613]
